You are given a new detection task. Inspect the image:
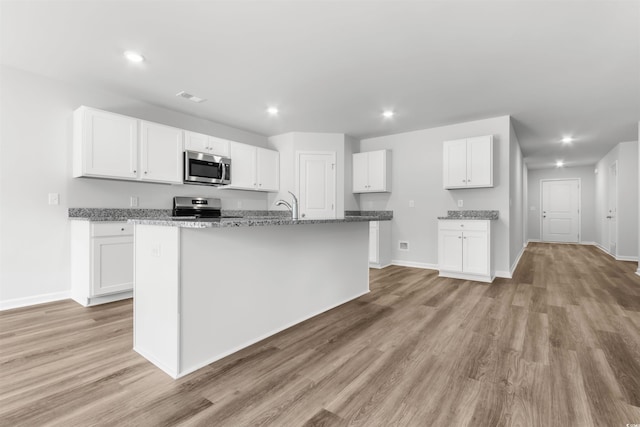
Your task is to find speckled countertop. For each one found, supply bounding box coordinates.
[437,210,499,220]
[69,208,393,228]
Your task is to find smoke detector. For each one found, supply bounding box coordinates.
[176,91,206,103]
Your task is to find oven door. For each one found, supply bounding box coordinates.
[184,151,231,185]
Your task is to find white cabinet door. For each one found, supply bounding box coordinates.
[79,107,138,179]
[369,222,379,263]
[352,152,369,192]
[184,131,210,153]
[229,142,257,189]
[462,230,489,275]
[298,152,336,219]
[443,138,468,189]
[438,229,463,271]
[466,136,492,188]
[184,132,230,157]
[257,148,279,191]
[92,235,134,296]
[367,150,387,191]
[208,136,230,157]
[140,121,183,184]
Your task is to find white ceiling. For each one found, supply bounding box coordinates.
[2,1,638,169]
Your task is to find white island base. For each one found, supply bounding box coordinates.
[134,221,370,378]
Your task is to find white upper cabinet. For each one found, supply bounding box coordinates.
[228,141,279,192]
[73,106,183,185]
[443,135,493,189]
[184,131,230,157]
[140,121,183,184]
[256,147,279,191]
[353,149,391,193]
[73,107,138,180]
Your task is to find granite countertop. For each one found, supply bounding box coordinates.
[437,210,499,220]
[69,208,393,228]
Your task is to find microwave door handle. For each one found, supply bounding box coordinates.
[221,162,227,181]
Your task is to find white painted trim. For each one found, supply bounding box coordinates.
[391,260,438,270]
[134,346,179,379]
[508,245,526,277]
[438,271,494,283]
[615,255,638,262]
[527,239,541,243]
[175,289,370,379]
[539,178,582,243]
[636,269,640,277]
[0,291,71,311]
[369,262,392,269]
[495,270,512,279]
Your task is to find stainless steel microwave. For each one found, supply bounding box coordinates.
[184,151,231,186]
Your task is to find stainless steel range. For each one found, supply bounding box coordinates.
[172,197,240,219]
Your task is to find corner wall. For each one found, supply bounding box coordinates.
[509,121,525,271]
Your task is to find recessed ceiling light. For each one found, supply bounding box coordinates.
[561,137,573,143]
[176,91,206,103]
[124,51,145,63]
[556,161,564,167]
[382,110,394,118]
[267,107,279,116]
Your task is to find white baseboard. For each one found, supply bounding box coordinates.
[636,269,640,277]
[527,239,541,244]
[0,291,71,311]
[495,270,512,279]
[615,255,639,262]
[391,260,438,270]
[369,262,392,269]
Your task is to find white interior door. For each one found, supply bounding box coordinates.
[541,179,580,243]
[298,152,336,219]
[607,162,618,255]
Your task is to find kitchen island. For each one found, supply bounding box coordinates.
[130,214,391,378]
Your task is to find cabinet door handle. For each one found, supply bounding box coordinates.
[144,171,148,174]
[133,170,137,174]
[460,224,464,227]
[463,237,467,239]
[462,180,466,183]
[458,236,462,239]
[121,228,125,231]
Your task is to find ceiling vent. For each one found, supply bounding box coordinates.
[176,91,206,103]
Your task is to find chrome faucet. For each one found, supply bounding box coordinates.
[275,191,299,220]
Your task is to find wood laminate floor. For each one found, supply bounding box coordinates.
[2,243,640,426]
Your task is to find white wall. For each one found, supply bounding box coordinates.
[527,166,597,243]
[267,132,355,218]
[0,66,270,307]
[509,121,525,270]
[594,141,639,260]
[359,115,514,275]
[638,122,640,274]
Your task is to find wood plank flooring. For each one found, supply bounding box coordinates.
[2,243,640,426]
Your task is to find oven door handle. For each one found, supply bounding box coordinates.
[221,162,228,182]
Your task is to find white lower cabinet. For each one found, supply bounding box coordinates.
[438,220,493,282]
[71,221,134,306]
[369,221,391,268]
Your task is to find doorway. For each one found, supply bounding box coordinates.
[541,179,581,243]
[296,151,336,219]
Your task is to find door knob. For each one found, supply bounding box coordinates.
[606,216,612,219]
[543,215,546,218]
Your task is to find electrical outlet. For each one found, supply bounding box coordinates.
[237,200,242,208]
[130,196,139,207]
[409,200,415,208]
[457,199,463,208]
[48,193,59,205]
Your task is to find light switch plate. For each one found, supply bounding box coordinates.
[48,193,59,205]
[409,200,415,208]
[457,199,463,208]
[130,196,139,207]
